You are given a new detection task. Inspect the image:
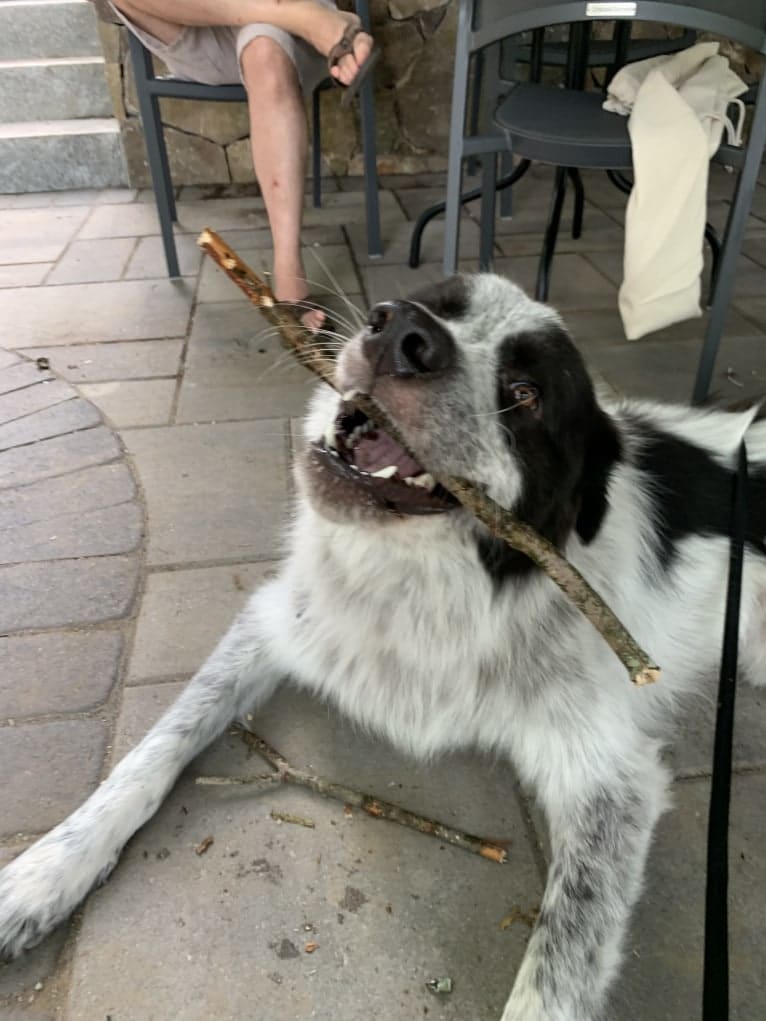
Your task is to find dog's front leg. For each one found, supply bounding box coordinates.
[501,751,669,1021]
[0,584,287,961]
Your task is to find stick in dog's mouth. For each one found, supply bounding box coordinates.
[314,402,459,515]
[197,227,660,687]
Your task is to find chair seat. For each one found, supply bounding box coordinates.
[494,83,632,168]
[494,81,747,172]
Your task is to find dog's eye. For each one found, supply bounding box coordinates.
[504,380,540,411]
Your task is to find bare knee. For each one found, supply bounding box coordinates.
[240,36,300,102]
[109,0,182,46]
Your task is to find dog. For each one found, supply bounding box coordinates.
[1,273,764,1020]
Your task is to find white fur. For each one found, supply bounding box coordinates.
[0,274,763,1021]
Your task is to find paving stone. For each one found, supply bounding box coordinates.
[45,237,136,285]
[361,259,480,306]
[0,425,121,491]
[670,678,766,776]
[0,500,142,565]
[0,555,139,633]
[731,298,766,332]
[0,629,123,720]
[493,253,618,310]
[124,234,202,280]
[0,911,68,1019]
[347,214,485,267]
[741,235,766,267]
[0,263,53,288]
[611,774,766,1021]
[0,380,77,426]
[0,398,102,451]
[196,243,361,304]
[123,421,290,566]
[76,202,162,239]
[0,720,108,838]
[0,279,194,348]
[0,362,54,396]
[0,462,136,530]
[128,562,278,683]
[50,188,138,207]
[78,379,176,427]
[582,333,766,405]
[19,340,184,383]
[561,303,759,347]
[0,207,89,265]
[493,204,625,257]
[0,349,21,370]
[176,302,326,423]
[66,685,543,1021]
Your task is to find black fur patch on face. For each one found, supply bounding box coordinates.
[628,416,766,566]
[478,324,621,583]
[406,275,469,321]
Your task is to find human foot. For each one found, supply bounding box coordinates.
[276,295,327,333]
[300,8,374,88]
[327,20,377,93]
[273,264,328,333]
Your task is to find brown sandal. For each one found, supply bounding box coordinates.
[327,23,381,107]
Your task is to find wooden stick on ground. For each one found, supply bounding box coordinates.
[196,726,508,864]
[197,228,660,688]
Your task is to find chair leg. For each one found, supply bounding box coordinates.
[606,168,633,196]
[128,36,179,276]
[408,158,530,269]
[355,0,382,259]
[499,150,514,219]
[568,167,585,240]
[311,86,322,209]
[442,0,473,275]
[704,222,721,308]
[139,92,180,278]
[536,166,567,302]
[479,152,497,271]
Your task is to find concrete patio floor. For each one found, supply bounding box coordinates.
[0,168,764,1021]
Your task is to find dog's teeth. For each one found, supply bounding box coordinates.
[370,465,398,479]
[405,472,436,491]
[342,389,359,403]
[324,422,337,450]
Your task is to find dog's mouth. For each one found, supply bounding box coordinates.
[310,402,459,515]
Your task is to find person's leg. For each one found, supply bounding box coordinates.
[112,0,372,85]
[240,36,324,331]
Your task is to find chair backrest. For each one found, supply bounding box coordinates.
[469,0,766,56]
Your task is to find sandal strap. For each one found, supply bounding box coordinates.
[327,23,359,71]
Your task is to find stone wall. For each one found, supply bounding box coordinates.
[94,0,459,188]
[94,1,763,189]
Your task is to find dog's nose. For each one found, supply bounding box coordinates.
[363,300,455,378]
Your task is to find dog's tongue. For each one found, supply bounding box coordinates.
[353,430,423,478]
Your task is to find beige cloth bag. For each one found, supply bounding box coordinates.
[604,42,747,340]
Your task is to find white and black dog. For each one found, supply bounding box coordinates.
[1,274,765,1019]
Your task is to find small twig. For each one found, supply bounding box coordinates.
[195,726,508,864]
[196,228,659,686]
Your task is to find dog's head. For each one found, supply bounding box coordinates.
[299,274,620,569]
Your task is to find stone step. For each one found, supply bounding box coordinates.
[0,0,101,61]
[0,58,112,122]
[0,119,128,192]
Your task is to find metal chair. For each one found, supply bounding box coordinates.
[440,0,766,403]
[410,19,695,266]
[127,4,382,278]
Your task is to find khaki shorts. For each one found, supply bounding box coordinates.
[109,2,332,93]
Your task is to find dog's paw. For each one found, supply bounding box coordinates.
[0,833,111,961]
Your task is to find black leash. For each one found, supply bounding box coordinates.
[702,440,749,1020]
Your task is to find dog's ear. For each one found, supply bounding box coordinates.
[576,407,621,544]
